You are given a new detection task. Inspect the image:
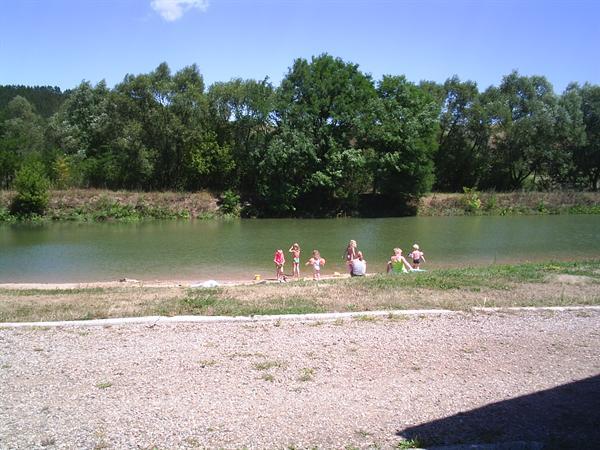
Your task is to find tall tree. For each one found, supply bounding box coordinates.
[208,78,275,195]
[481,71,560,190]
[430,77,488,191]
[365,75,439,204]
[573,83,600,190]
[260,54,376,216]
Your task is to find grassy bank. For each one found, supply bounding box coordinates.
[1,260,598,323]
[0,189,220,222]
[1,189,600,223]
[418,190,600,216]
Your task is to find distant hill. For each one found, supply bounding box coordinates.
[0,85,67,118]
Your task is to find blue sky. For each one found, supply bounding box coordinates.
[1,0,598,93]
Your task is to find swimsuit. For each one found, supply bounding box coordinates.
[293,257,300,264]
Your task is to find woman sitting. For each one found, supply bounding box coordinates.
[350,251,367,277]
[386,248,413,274]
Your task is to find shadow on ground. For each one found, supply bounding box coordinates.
[397,374,600,449]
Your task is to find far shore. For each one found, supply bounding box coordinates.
[1,189,599,222]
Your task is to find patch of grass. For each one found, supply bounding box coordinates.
[298,367,315,382]
[199,359,217,368]
[178,290,324,317]
[261,373,275,382]
[252,360,284,371]
[0,287,106,297]
[96,381,112,389]
[355,314,378,322]
[397,438,424,449]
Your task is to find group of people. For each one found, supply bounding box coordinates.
[273,244,326,281]
[273,240,426,282]
[386,244,426,274]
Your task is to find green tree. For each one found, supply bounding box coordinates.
[429,77,488,191]
[481,71,560,190]
[10,160,50,216]
[573,83,600,190]
[266,54,377,215]
[365,76,439,205]
[208,78,275,195]
[0,96,45,187]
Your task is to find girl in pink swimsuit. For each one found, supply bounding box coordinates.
[273,249,286,282]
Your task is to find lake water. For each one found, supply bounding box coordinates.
[0,215,599,283]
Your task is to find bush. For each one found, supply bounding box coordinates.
[462,187,481,213]
[10,161,50,216]
[219,190,241,216]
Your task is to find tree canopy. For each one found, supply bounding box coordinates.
[1,57,598,217]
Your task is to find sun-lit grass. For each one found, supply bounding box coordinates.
[0,260,598,323]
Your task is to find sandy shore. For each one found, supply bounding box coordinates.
[1,309,599,449]
[0,273,355,290]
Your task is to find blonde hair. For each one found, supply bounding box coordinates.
[413,244,419,250]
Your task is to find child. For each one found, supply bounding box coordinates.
[288,243,301,279]
[306,250,326,280]
[273,249,286,282]
[345,240,357,273]
[408,244,426,270]
[386,248,412,274]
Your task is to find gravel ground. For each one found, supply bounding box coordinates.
[1,309,599,449]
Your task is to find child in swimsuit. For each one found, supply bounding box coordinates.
[288,243,301,279]
[273,249,286,282]
[408,244,426,270]
[306,250,326,280]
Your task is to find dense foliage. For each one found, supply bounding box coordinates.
[1,55,599,217]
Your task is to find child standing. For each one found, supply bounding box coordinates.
[408,244,426,270]
[306,250,326,280]
[288,243,301,279]
[273,249,286,282]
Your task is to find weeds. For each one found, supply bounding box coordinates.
[298,367,315,381]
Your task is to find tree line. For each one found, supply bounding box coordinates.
[1,54,599,217]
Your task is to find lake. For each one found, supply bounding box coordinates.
[1,215,599,283]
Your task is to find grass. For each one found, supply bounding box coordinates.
[298,367,315,382]
[0,260,598,323]
[252,360,285,371]
[418,191,600,217]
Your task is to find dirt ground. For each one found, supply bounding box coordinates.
[1,308,599,449]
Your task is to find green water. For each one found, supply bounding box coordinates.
[0,215,599,283]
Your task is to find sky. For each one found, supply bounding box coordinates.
[1,0,599,93]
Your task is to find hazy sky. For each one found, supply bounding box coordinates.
[1,0,598,93]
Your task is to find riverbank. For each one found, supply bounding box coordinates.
[0,189,219,222]
[1,189,599,222]
[1,260,598,323]
[417,191,600,216]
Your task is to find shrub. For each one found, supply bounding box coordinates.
[10,161,50,216]
[219,189,241,216]
[462,187,481,213]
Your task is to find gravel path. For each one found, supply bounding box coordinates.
[1,309,599,449]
